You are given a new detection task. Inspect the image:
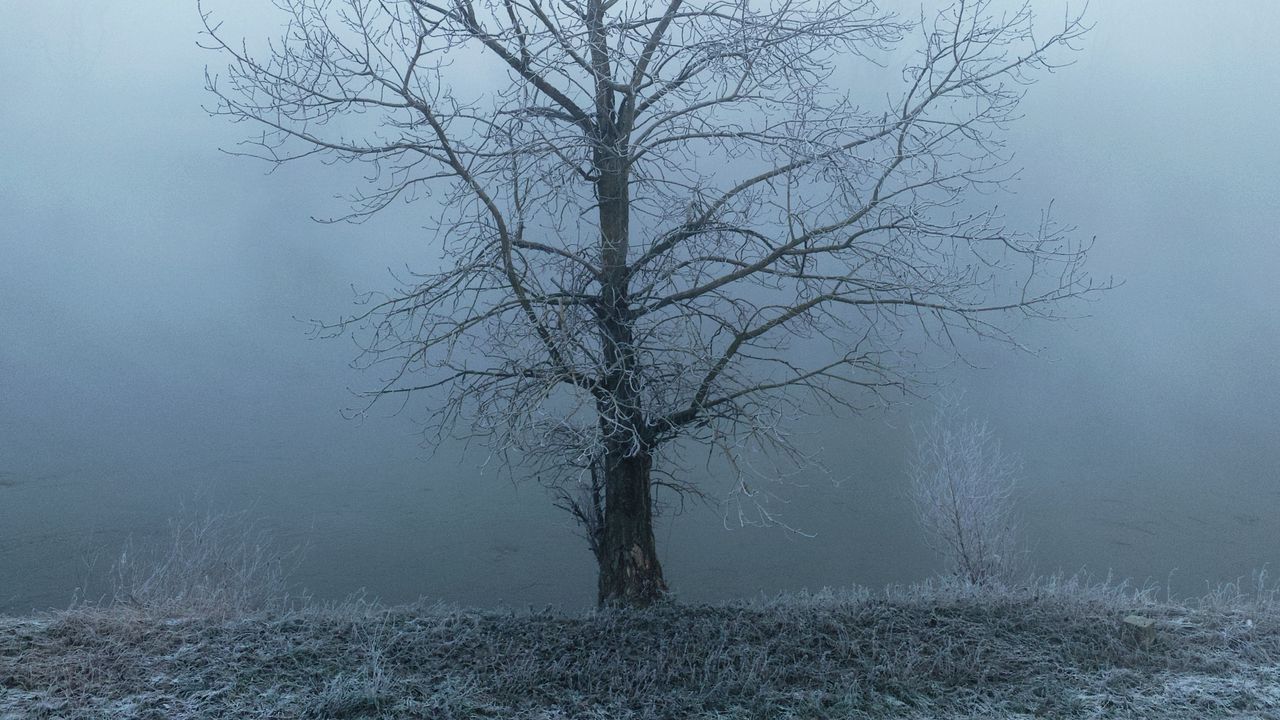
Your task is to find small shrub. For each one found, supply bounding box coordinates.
[909,405,1022,586]
[109,508,304,617]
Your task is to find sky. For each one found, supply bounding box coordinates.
[1,0,1279,610]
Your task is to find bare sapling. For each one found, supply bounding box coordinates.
[910,406,1021,585]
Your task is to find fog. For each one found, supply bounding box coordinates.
[2,1,1278,613]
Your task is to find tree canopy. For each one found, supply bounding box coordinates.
[202,0,1104,603]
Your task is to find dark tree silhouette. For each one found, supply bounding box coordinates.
[201,0,1103,605]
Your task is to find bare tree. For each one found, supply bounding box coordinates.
[201,0,1103,605]
[909,404,1021,585]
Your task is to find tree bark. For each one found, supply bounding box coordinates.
[597,449,667,605]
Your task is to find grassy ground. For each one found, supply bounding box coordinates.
[3,576,1279,719]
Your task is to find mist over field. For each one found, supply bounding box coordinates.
[2,0,1279,616]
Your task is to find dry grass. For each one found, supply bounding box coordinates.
[3,574,1280,719]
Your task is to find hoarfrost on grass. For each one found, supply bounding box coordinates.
[6,575,1280,719]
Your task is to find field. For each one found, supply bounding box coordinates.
[3,576,1279,719]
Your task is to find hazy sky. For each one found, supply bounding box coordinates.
[2,1,1279,610]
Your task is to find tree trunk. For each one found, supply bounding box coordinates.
[588,30,665,603]
[597,448,667,605]
[593,157,666,606]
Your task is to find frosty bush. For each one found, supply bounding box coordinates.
[110,508,303,617]
[910,406,1022,585]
